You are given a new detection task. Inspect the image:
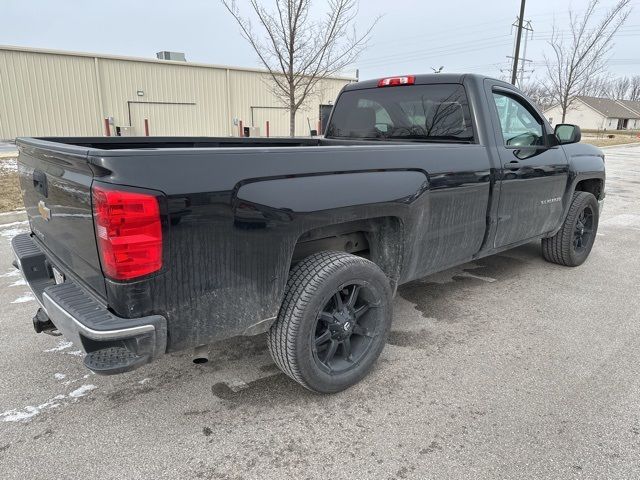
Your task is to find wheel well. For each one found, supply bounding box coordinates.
[291,217,404,289]
[575,178,603,200]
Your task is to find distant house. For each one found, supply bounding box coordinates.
[544,96,640,130]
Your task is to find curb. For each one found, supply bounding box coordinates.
[0,210,27,225]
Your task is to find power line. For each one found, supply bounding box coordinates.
[358,34,511,66]
[356,12,640,74]
[357,37,512,68]
[366,4,633,52]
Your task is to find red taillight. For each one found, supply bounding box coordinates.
[377,75,415,87]
[92,184,162,281]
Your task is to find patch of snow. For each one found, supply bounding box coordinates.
[0,220,28,229]
[45,340,73,352]
[1,384,98,423]
[65,350,84,357]
[9,278,26,287]
[69,384,97,398]
[138,378,151,385]
[1,407,39,422]
[0,269,21,278]
[0,210,24,217]
[1,395,65,423]
[11,293,35,304]
[0,158,18,174]
[54,373,67,380]
[0,227,29,239]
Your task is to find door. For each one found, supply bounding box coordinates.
[251,107,289,136]
[489,87,569,248]
[616,118,628,130]
[325,81,491,278]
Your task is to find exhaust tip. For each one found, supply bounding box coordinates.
[193,345,209,364]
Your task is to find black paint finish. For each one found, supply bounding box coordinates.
[14,74,605,354]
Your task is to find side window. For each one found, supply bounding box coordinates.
[492,92,544,147]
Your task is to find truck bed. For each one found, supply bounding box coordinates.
[17,134,491,353]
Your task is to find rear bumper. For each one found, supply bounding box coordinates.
[11,233,167,374]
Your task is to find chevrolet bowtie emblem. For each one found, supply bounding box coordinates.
[38,200,51,221]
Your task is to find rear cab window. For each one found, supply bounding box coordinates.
[325,83,474,143]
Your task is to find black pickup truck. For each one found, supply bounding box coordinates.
[12,73,605,393]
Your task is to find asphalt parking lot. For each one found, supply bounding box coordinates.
[1,144,639,479]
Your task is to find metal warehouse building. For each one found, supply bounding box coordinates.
[0,45,354,140]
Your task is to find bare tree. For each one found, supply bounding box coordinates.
[611,76,631,99]
[543,0,631,122]
[520,82,555,111]
[221,0,378,137]
[582,76,614,98]
[628,76,640,101]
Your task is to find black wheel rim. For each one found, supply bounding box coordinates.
[573,206,594,253]
[311,282,379,375]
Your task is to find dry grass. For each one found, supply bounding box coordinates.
[581,136,640,147]
[580,129,640,147]
[0,158,22,213]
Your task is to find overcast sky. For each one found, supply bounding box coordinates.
[1,0,639,82]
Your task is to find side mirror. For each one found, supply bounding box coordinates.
[555,124,581,145]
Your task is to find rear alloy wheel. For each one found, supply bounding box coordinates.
[268,251,392,393]
[313,282,378,375]
[542,191,599,267]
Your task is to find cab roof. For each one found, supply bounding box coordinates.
[343,73,500,91]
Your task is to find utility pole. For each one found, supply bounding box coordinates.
[506,19,533,86]
[511,0,526,85]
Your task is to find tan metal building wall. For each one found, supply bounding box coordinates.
[0,45,354,140]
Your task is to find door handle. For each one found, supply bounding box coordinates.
[503,161,520,170]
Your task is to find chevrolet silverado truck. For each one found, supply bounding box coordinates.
[12,74,605,393]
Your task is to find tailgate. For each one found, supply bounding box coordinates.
[16,140,106,298]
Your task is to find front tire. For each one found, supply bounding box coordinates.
[268,251,393,393]
[542,191,599,267]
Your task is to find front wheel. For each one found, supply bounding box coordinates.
[542,191,599,267]
[268,251,393,393]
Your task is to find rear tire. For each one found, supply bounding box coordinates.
[268,251,393,393]
[542,191,599,267]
